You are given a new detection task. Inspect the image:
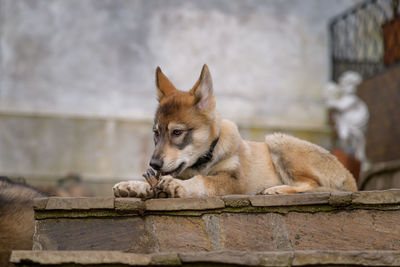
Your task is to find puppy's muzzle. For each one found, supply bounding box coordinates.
[150,157,163,171]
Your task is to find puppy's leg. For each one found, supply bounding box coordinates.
[113,181,153,198]
[305,187,340,193]
[157,173,238,198]
[260,179,318,195]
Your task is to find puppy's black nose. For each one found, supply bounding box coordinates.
[150,158,163,171]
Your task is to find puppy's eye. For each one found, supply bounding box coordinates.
[153,130,159,138]
[172,129,183,137]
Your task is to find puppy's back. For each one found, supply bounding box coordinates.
[265,133,357,192]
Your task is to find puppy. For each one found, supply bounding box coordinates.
[113,65,357,198]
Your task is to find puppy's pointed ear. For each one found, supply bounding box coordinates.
[191,64,214,110]
[155,67,176,101]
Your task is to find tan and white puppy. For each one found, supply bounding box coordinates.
[113,65,357,198]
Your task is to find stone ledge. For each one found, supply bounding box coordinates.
[33,189,400,214]
[11,250,400,266]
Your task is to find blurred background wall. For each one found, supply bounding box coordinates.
[0,0,363,195]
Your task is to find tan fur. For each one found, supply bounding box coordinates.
[113,65,357,198]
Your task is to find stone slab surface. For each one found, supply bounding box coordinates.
[219,213,291,251]
[44,197,115,210]
[33,198,49,210]
[249,192,331,207]
[10,250,400,266]
[256,251,296,267]
[352,189,400,205]
[11,251,152,265]
[145,197,225,211]
[328,191,353,206]
[115,198,145,211]
[292,250,400,266]
[179,250,261,266]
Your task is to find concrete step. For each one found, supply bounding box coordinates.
[10,250,400,266]
[31,190,400,253]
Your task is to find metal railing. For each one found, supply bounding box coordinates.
[330,0,400,81]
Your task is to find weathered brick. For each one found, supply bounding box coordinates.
[45,197,114,210]
[151,216,211,252]
[249,193,330,207]
[145,197,224,211]
[35,217,155,253]
[285,209,400,250]
[220,213,291,251]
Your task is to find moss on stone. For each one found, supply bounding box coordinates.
[223,205,337,214]
[349,204,400,211]
[34,210,133,220]
[151,253,181,265]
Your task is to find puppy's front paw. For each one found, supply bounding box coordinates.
[113,180,152,198]
[157,176,188,198]
[258,185,294,195]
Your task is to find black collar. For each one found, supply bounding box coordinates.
[189,137,219,170]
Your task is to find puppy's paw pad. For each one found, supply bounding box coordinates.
[113,184,129,197]
[113,181,151,198]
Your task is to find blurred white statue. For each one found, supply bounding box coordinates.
[325,71,369,166]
